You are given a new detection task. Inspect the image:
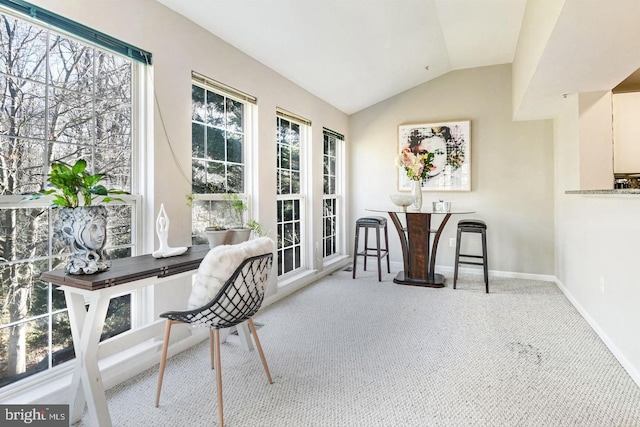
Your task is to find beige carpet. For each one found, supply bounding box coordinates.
[75,267,640,426]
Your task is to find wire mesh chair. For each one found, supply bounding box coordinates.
[155,252,274,427]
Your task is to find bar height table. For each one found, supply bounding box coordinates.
[368,208,474,287]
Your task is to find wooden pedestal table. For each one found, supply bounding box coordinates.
[370,209,475,288]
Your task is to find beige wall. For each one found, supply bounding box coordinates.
[349,64,555,276]
[512,0,565,119]
[29,0,350,296]
[578,91,614,189]
[9,0,351,403]
[555,98,640,385]
[613,92,640,173]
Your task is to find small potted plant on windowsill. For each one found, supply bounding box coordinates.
[25,159,127,275]
[188,193,267,246]
[204,221,229,248]
[187,194,230,248]
[223,193,251,244]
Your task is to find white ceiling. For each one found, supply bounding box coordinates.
[154,0,640,119]
[155,0,527,115]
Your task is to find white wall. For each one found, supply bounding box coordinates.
[555,98,640,385]
[349,64,555,276]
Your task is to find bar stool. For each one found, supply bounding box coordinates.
[453,219,489,293]
[352,216,390,281]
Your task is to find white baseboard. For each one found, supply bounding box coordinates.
[554,277,640,389]
[262,256,351,308]
[436,264,556,282]
[385,260,555,282]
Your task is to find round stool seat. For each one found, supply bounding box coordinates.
[356,216,387,226]
[458,219,486,230]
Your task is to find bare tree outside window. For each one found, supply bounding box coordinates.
[0,12,137,387]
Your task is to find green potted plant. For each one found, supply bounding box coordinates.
[223,193,251,244]
[26,159,127,275]
[247,219,268,237]
[223,193,270,242]
[186,194,230,248]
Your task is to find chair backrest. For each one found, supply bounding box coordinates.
[164,253,273,329]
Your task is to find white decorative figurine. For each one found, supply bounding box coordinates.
[152,203,188,258]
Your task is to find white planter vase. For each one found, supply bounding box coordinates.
[55,206,110,275]
[205,229,228,249]
[228,228,251,244]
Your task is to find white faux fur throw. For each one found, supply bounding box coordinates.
[187,237,275,310]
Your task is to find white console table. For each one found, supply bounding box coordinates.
[40,245,254,427]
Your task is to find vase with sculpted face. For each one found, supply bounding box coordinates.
[55,206,111,275]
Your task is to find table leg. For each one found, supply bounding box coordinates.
[388,212,452,287]
[236,321,255,351]
[65,291,112,427]
[429,213,452,282]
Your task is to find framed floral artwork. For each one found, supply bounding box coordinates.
[397,120,471,191]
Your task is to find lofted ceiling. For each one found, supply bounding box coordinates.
[155,0,640,119]
[155,0,527,115]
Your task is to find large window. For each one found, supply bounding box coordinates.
[0,9,144,387]
[190,74,255,243]
[276,110,309,277]
[322,129,344,258]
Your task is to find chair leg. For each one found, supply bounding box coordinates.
[375,226,382,281]
[213,329,224,427]
[453,228,462,289]
[482,230,489,293]
[363,227,369,271]
[248,318,273,384]
[384,224,390,273]
[156,319,177,407]
[352,225,360,279]
[209,329,215,369]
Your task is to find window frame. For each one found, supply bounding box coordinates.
[0,6,148,392]
[275,111,310,279]
[322,129,345,261]
[190,75,256,242]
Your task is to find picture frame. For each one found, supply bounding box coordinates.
[398,120,471,191]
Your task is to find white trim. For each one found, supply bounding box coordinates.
[555,277,640,389]
[434,264,556,282]
[381,260,557,282]
[192,71,257,104]
[276,107,311,127]
[267,257,350,307]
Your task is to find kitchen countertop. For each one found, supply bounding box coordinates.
[565,189,640,195]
